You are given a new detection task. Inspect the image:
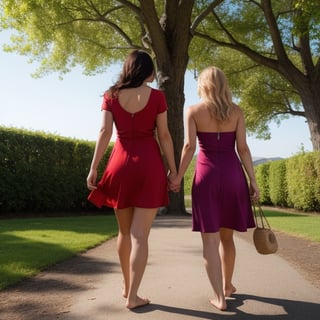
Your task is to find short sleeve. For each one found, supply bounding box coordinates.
[101,93,112,112]
[156,90,168,114]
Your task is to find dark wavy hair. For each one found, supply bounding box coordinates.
[107,50,155,97]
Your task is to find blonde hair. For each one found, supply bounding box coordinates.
[197,66,234,121]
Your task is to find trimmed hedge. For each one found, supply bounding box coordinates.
[1,127,319,214]
[255,151,320,212]
[0,127,113,214]
[269,160,288,207]
[255,162,271,205]
[286,153,320,211]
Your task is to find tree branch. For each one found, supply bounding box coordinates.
[78,36,141,51]
[273,109,305,117]
[55,15,138,48]
[139,0,170,63]
[293,7,315,76]
[190,0,224,34]
[115,0,142,17]
[194,30,280,72]
[285,97,305,117]
[260,0,289,62]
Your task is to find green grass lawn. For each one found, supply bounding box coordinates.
[0,215,118,290]
[260,209,320,242]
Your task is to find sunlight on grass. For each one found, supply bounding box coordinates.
[263,209,320,242]
[0,215,118,290]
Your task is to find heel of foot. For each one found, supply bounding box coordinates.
[126,297,150,310]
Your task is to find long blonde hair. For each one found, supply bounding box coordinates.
[197,66,234,121]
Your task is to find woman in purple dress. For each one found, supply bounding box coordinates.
[171,66,259,310]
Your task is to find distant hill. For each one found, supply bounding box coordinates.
[253,157,283,166]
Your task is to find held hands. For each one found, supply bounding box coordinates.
[87,169,98,190]
[167,172,182,193]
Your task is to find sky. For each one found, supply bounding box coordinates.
[0,32,313,159]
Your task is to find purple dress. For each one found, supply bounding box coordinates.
[192,131,255,233]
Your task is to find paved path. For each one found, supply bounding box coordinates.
[1,216,320,320]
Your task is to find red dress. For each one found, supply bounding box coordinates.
[88,88,169,209]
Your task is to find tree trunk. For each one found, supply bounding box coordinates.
[165,77,188,215]
[155,59,189,215]
[139,0,194,214]
[299,83,320,151]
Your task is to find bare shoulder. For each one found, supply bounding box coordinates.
[231,103,244,121]
[186,102,205,115]
[232,103,243,114]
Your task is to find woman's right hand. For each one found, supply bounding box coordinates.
[87,169,98,190]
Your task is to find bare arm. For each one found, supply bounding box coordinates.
[171,107,197,191]
[156,111,177,179]
[235,108,259,200]
[86,110,114,190]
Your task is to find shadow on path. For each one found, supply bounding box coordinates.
[130,293,320,320]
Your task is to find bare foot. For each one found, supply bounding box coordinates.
[210,297,227,311]
[224,285,236,297]
[126,296,150,310]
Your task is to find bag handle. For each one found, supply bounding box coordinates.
[252,203,272,229]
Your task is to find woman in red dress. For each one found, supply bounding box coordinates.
[87,50,177,309]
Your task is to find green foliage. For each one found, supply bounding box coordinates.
[254,162,271,204]
[293,0,320,41]
[286,152,320,211]
[0,0,142,77]
[239,67,302,139]
[253,151,320,211]
[268,160,288,206]
[0,215,118,289]
[0,127,113,214]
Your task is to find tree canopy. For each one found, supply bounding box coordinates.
[190,0,320,143]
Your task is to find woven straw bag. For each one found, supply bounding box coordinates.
[252,204,278,254]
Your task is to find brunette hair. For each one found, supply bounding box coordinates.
[108,50,154,97]
[197,66,234,121]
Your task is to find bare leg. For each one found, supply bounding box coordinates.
[126,207,157,309]
[219,228,236,297]
[114,208,134,298]
[201,232,227,311]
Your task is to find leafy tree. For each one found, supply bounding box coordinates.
[1,0,319,214]
[192,0,320,149]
